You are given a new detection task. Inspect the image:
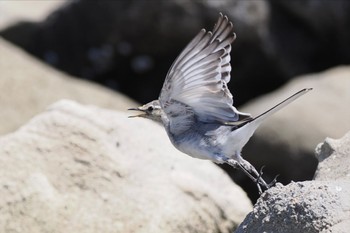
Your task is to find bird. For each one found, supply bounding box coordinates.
[128,13,312,193]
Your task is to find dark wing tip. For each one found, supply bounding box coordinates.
[299,88,313,94]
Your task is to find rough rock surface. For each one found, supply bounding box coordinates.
[236,181,350,233]
[0,100,252,233]
[235,131,350,233]
[314,131,350,182]
[225,66,350,200]
[0,37,136,135]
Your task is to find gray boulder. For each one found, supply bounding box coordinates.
[235,131,350,233]
[314,131,350,182]
[236,181,350,233]
[0,100,252,233]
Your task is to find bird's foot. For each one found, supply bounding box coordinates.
[255,166,280,193]
[226,158,278,194]
[255,166,266,194]
[268,174,280,187]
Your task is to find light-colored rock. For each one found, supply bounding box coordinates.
[0,38,136,135]
[314,131,350,181]
[235,181,350,233]
[0,1,67,30]
[0,100,252,233]
[236,66,350,184]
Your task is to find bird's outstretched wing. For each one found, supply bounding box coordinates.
[159,13,251,129]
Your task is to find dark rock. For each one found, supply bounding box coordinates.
[0,37,136,135]
[2,0,350,105]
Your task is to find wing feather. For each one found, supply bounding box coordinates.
[159,13,252,131]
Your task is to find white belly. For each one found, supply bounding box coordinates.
[173,137,210,160]
[165,121,260,163]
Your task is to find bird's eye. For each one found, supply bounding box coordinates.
[147,106,153,111]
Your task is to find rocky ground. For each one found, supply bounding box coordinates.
[1,1,350,232]
[236,132,350,233]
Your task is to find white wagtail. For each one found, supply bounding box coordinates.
[129,13,312,193]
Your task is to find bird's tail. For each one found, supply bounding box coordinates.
[237,88,312,131]
[252,88,312,124]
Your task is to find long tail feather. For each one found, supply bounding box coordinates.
[237,88,312,130]
[252,88,312,123]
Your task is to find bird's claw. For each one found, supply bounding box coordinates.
[268,174,280,188]
[255,166,279,194]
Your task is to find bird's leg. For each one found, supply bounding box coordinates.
[236,162,264,194]
[226,159,262,193]
[233,161,259,183]
[239,159,271,190]
[226,158,271,194]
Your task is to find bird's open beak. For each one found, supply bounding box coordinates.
[128,107,146,118]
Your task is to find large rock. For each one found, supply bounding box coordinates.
[236,131,350,233]
[235,181,350,233]
[2,1,350,105]
[0,1,67,30]
[0,100,252,233]
[0,37,135,135]
[314,131,350,182]
[225,66,350,200]
[314,131,350,232]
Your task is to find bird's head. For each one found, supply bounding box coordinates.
[128,100,163,123]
